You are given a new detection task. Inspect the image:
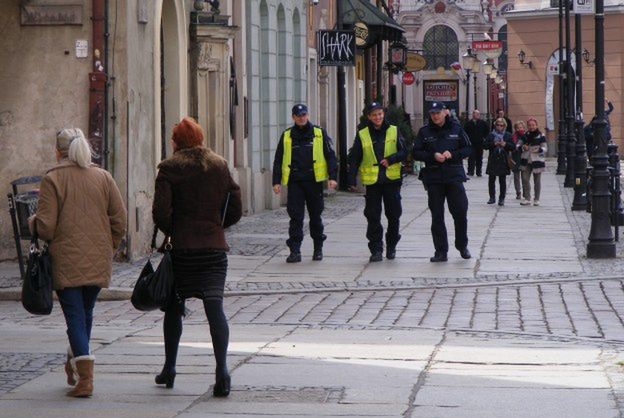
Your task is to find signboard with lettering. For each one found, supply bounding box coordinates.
[573,0,595,14]
[423,80,459,116]
[472,41,503,51]
[317,30,356,67]
[20,5,83,26]
[405,52,426,72]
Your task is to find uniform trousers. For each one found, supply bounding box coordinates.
[286,181,326,251]
[426,182,469,254]
[364,182,402,253]
[467,145,484,176]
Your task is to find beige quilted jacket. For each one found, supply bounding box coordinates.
[35,161,127,290]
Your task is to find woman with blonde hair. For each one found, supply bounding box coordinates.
[29,128,127,397]
[152,117,242,396]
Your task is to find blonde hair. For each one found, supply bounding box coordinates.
[514,120,526,130]
[56,128,93,168]
[494,117,507,128]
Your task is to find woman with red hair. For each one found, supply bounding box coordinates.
[152,117,242,396]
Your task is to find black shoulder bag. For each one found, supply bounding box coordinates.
[131,227,174,311]
[21,233,53,315]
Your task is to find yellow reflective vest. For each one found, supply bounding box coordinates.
[358,125,401,185]
[281,127,328,185]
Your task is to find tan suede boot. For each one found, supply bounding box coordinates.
[67,355,95,398]
[64,347,76,386]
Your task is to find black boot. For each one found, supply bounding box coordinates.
[369,252,383,262]
[312,243,323,261]
[286,251,301,263]
[430,252,448,262]
[386,246,396,260]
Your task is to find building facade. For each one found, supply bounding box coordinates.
[506,0,623,148]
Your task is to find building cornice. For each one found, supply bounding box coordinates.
[506,4,624,20]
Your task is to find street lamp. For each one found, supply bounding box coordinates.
[572,3,588,210]
[587,0,616,257]
[483,60,493,75]
[517,50,533,68]
[462,48,477,115]
[564,0,577,188]
[557,0,567,175]
[471,60,481,112]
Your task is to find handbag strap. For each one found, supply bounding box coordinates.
[151,226,172,253]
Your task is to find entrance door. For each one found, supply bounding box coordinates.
[423,80,459,121]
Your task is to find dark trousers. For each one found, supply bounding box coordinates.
[364,182,402,253]
[56,286,101,357]
[286,181,325,252]
[426,182,469,254]
[467,145,484,176]
[488,175,507,201]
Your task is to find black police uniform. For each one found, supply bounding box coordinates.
[273,121,337,254]
[413,112,472,260]
[348,120,407,258]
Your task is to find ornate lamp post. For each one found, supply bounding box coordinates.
[462,48,477,115]
[557,0,568,175]
[571,5,588,210]
[564,0,577,188]
[587,0,616,258]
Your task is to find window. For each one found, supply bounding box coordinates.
[423,25,459,70]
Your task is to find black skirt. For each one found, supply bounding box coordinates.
[171,250,228,301]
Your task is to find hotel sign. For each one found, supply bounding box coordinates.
[573,0,595,14]
[21,5,83,26]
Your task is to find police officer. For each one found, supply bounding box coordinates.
[273,104,338,263]
[413,101,472,262]
[348,102,407,262]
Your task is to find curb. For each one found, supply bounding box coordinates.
[0,287,133,302]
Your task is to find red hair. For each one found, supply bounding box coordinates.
[526,117,539,126]
[172,117,204,149]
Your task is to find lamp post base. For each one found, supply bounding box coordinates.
[587,241,616,258]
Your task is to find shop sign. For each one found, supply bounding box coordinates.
[402,72,415,85]
[317,30,356,67]
[424,81,458,102]
[354,22,370,47]
[405,52,427,72]
[20,5,83,26]
[471,41,503,51]
[573,0,595,14]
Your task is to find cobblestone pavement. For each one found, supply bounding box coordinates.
[0,353,65,395]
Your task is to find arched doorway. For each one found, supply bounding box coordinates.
[157,0,187,161]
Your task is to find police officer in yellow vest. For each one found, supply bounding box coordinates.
[273,104,338,263]
[348,102,407,262]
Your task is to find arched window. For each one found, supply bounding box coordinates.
[423,25,459,70]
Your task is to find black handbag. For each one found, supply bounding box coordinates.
[131,228,174,311]
[21,234,53,315]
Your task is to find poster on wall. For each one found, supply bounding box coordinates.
[423,80,459,117]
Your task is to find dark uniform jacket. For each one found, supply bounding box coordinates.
[463,118,490,147]
[272,122,338,184]
[413,116,472,185]
[348,120,407,187]
[484,131,515,176]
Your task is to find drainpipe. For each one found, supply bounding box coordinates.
[89,0,107,168]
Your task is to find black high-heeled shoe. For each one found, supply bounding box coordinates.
[155,370,176,389]
[213,374,231,397]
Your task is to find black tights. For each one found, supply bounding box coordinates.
[162,297,229,378]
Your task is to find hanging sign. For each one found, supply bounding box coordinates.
[573,0,595,14]
[402,72,415,85]
[405,52,427,72]
[472,40,503,58]
[354,22,370,47]
[317,30,356,67]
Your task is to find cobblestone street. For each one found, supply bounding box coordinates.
[1,165,624,417]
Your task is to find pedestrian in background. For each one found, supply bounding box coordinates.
[485,118,515,206]
[518,118,547,206]
[491,109,513,134]
[511,121,526,200]
[413,101,472,262]
[29,128,126,398]
[153,117,242,396]
[272,104,338,263]
[464,109,490,177]
[348,102,406,262]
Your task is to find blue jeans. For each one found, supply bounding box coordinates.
[56,286,101,357]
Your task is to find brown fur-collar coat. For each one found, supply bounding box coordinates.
[152,146,242,251]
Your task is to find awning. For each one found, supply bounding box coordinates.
[340,0,405,45]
